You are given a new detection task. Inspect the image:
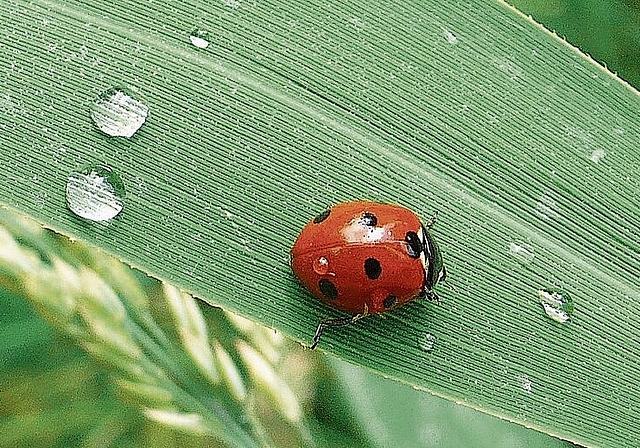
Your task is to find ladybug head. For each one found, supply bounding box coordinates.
[419,224,446,293]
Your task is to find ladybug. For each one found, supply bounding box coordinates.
[290,200,446,349]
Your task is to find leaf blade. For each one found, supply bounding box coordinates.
[2,0,639,446]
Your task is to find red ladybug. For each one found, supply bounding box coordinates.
[290,201,446,349]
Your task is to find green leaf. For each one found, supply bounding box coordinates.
[2,0,638,446]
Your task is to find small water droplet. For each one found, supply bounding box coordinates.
[91,87,149,137]
[223,0,241,8]
[348,17,365,30]
[444,30,458,44]
[535,194,558,221]
[538,288,574,323]
[189,29,210,49]
[519,374,533,393]
[495,57,523,80]
[66,164,125,221]
[509,241,534,263]
[421,332,437,352]
[589,149,605,163]
[313,256,330,275]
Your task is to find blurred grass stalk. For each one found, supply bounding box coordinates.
[0,208,314,448]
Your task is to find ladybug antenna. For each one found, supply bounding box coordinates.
[425,210,439,229]
[310,305,369,349]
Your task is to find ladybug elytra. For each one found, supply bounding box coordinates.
[290,200,446,349]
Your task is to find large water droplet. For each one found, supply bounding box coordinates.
[189,29,210,49]
[66,164,125,221]
[538,288,574,323]
[91,87,149,137]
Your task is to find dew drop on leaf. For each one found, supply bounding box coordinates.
[91,87,149,137]
[444,30,458,44]
[223,0,241,8]
[509,241,534,264]
[421,332,437,352]
[66,164,125,221]
[538,288,574,323]
[519,374,533,393]
[189,29,210,49]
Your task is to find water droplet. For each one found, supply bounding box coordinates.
[535,194,558,221]
[223,0,241,8]
[495,57,523,81]
[189,29,210,49]
[538,288,574,323]
[541,303,570,323]
[91,87,149,137]
[589,149,605,163]
[313,256,330,275]
[348,17,365,30]
[66,164,125,221]
[444,30,458,44]
[519,374,533,393]
[421,332,437,352]
[509,242,534,263]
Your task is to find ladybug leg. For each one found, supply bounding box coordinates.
[425,289,441,305]
[311,316,354,349]
[439,265,447,283]
[310,305,369,349]
[425,210,439,229]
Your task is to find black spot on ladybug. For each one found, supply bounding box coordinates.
[313,209,331,224]
[318,279,338,300]
[383,294,398,309]
[405,231,423,258]
[364,257,382,279]
[359,212,377,227]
